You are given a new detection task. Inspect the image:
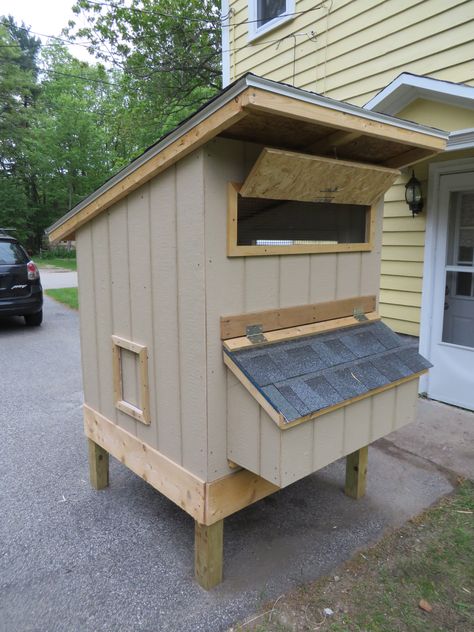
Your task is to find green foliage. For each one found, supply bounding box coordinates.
[0,4,222,250]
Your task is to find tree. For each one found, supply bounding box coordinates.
[67,0,222,150]
[0,18,41,244]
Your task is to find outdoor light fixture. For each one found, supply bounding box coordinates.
[405,170,423,217]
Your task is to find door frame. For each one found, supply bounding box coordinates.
[419,156,474,395]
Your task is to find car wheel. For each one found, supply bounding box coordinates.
[24,310,43,327]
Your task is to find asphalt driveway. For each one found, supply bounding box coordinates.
[0,297,471,632]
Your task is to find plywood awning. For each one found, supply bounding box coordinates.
[240,148,399,206]
[224,320,431,429]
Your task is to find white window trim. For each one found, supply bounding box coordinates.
[248,0,295,42]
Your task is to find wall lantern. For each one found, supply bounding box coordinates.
[405,170,423,217]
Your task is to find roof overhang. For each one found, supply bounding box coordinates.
[48,73,448,243]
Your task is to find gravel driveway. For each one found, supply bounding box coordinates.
[0,297,459,632]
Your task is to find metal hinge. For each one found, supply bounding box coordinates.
[353,307,368,322]
[246,324,267,344]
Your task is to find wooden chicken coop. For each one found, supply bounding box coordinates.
[48,74,447,589]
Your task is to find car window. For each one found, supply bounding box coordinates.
[0,241,28,265]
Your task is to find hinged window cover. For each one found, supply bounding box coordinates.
[240,148,400,206]
[223,321,431,429]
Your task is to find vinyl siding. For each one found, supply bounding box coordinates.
[225,0,474,334]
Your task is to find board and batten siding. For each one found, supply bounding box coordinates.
[204,137,384,480]
[77,150,209,479]
[224,0,474,335]
[227,377,418,488]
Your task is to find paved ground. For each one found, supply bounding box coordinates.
[0,297,472,632]
[39,268,78,289]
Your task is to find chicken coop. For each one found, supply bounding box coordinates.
[48,74,447,589]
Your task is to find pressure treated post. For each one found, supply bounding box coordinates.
[345,446,368,499]
[195,520,224,589]
[88,438,109,490]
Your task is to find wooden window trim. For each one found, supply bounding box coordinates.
[227,182,375,257]
[112,335,150,425]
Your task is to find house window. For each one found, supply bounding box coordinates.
[227,183,374,256]
[112,335,150,424]
[249,0,295,40]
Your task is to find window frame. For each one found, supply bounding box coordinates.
[227,182,375,257]
[248,0,295,42]
[112,335,150,425]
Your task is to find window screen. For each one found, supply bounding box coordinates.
[236,195,368,247]
[257,0,286,25]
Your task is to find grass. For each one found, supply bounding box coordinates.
[35,257,77,271]
[45,288,78,310]
[233,480,474,632]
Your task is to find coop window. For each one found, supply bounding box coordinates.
[227,183,374,257]
[112,336,150,425]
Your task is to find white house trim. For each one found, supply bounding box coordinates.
[248,0,295,42]
[221,0,231,87]
[364,73,474,115]
[419,157,474,394]
[447,128,474,151]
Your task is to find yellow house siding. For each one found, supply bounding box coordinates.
[228,0,474,104]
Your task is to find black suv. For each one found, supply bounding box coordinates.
[0,231,43,326]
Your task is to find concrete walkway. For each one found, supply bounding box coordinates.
[0,297,472,632]
[39,267,78,289]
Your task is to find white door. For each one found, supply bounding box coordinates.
[426,171,474,410]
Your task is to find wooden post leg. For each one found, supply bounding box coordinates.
[345,446,368,499]
[195,520,224,590]
[88,438,109,490]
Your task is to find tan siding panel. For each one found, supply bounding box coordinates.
[176,151,207,477]
[336,252,362,297]
[126,186,157,446]
[149,167,182,462]
[279,255,311,306]
[259,410,282,486]
[312,408,345,470]
[204,138,246,479]
[76,226,100,411]
[90,213,115,422]
[107,202,136,435]
[371,388,396,439]
[309,254,337,302]
[394,380,419,430]
[227,379,260,472]
[343,399,372,454]
[280,421,314,486]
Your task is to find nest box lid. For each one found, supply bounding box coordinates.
[224,319,431,429]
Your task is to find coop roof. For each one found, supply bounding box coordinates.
[224,320,431,429]
[47,73,448,243]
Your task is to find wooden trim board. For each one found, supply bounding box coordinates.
[83,404,279,525]
[223,312,380,351]
[220,295,377,339]
[112,335,150,424]
[227,181,376,257]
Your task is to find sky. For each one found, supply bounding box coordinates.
[2,0,97,62]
